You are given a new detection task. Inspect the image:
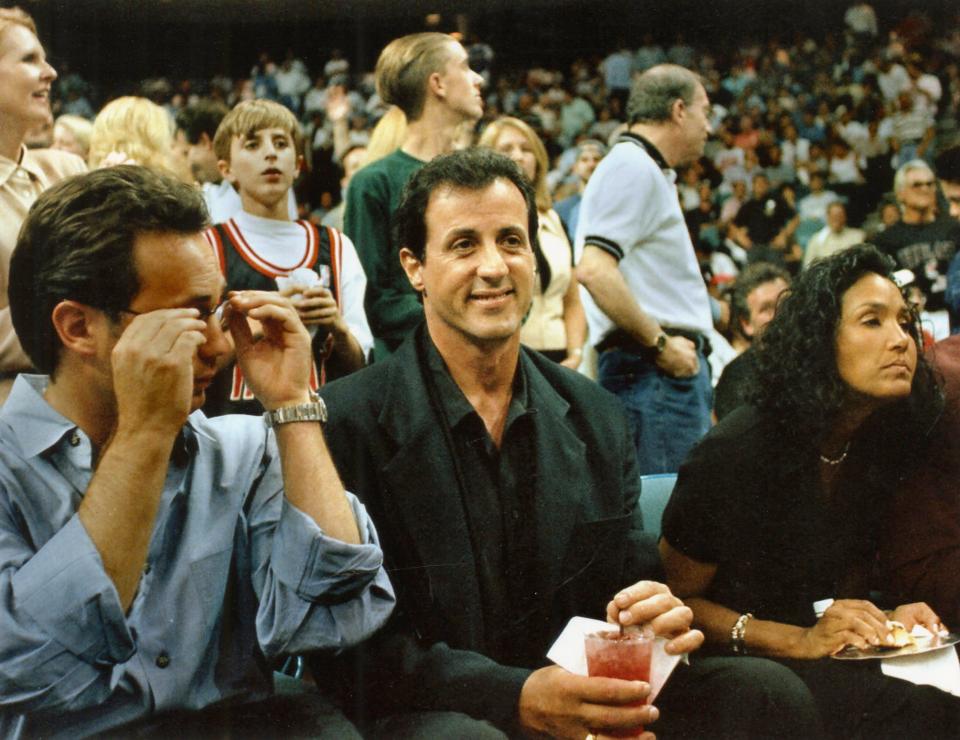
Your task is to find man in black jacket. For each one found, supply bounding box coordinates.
[317,148,818,738]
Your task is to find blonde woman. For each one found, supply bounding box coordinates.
[479,117,587,368]
[0,7,86,401]
[51,114,93,160]
[88,96,189,181]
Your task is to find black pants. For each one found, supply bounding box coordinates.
[779,657,960,740]
[653,655,821,739]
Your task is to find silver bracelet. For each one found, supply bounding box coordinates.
[263,391,327,428]
[730,612,754,654]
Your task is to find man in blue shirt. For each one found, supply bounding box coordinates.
[0,165,394,736]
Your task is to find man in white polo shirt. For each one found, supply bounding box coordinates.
[576,64,714,474]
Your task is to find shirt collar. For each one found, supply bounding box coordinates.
[420,331,529,431]
[1,374,198,461]
[617,132,671,170]
[0,145,40,189]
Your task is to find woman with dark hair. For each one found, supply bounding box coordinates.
[660,244,960,737]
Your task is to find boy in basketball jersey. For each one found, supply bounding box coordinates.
[203,100,372,415]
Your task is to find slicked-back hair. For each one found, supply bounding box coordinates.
[375,33,456,121]
[393,148,539,264]
[9,165,209,376]
[213,99,303,163]
[176,99,229,145]
[626,64,701,125]
[753,243,941,467]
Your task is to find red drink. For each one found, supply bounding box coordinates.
[584,630,653,737]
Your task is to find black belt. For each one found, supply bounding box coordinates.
[596,327,712,359]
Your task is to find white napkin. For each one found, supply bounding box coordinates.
[276,268,326,338]
[276,267,323,298]
[881,626,960,697]
[546,616,687,702]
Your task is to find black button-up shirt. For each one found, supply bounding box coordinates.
[422,334,541,663]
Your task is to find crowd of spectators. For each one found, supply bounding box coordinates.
[34,6,960,340]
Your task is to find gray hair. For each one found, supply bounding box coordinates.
[893,159,934,194]
[626,64,701,125]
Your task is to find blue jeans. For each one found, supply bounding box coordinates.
[598,348,712,475]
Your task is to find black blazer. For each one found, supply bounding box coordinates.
[316,328,658,731]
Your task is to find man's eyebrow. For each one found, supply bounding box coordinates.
[444,227,479,242]
[497,225,527,238]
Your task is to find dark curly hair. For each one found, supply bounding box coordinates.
[752,244,942,469]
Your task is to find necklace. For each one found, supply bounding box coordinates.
[819,441,851,466]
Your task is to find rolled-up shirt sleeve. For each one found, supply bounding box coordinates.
[0,510,133,713]
[248,436,394,657]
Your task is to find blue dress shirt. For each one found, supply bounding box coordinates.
[0,375,394,737]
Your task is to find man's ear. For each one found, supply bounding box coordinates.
[50,300,104,359]
[200,132,215,150]
[399,247,425,294]
[427,70,445,102]
[218,158,234,184]
[671,97,686,125]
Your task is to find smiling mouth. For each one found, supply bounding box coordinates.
[470,289,514,304]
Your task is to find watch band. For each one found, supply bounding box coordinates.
[263,392,328,428]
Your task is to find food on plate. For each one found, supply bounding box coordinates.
[884,620,915,649]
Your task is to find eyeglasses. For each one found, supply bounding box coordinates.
[118,301,227,327]
[908,180,937,189]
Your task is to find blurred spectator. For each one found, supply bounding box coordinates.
[88,96,189,181]
[275,50,311,114]
[803,201,865,268]
[321,143,367,231]
[601,43,633,110]
[51,114,93,160]
[936,145,960,220]
[713,262,790,420]
[797,171,840,222]
[634,33,667,72]
[728,173,799,263]
[554,138,605,240]
[876,160,960,316]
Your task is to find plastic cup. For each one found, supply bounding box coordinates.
[585,630,653,737]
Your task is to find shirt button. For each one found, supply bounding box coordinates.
[69,432,80,447]
[144,563,151,575]
[155,652,170,668]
